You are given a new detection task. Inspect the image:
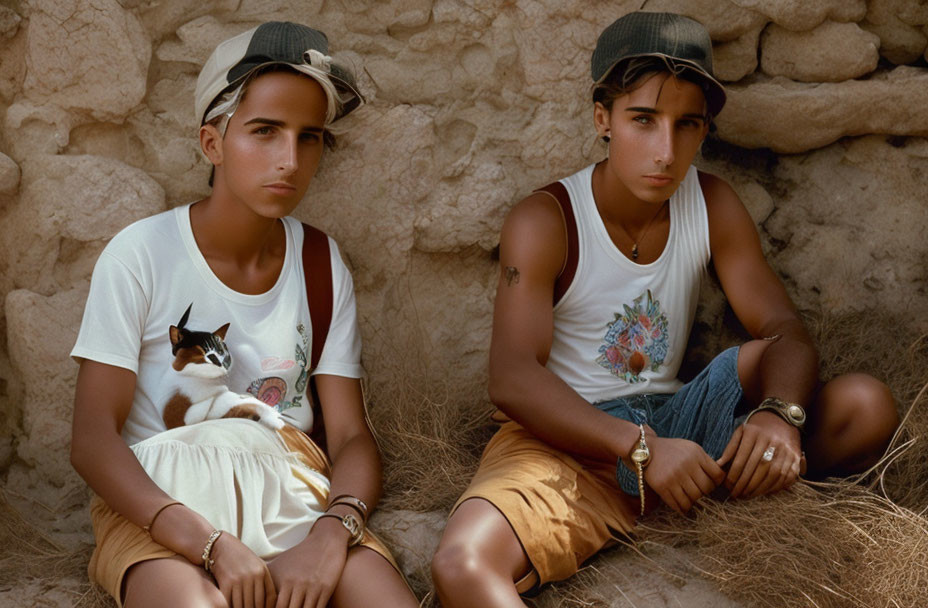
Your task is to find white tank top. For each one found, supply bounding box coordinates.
[546,163,710,404]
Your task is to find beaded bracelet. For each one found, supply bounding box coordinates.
[201,529,222,573]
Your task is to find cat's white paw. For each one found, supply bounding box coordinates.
[259,407,285,430]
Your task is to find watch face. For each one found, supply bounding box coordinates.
[631,446,650,464]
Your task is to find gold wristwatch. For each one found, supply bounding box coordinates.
[746,396,806,431]
[630,424,651,515]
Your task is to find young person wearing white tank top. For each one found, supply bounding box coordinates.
[432,12,899,606]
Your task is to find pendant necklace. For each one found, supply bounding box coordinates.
[620,200,668,260]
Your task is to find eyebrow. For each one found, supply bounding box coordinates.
[625,107,707,121]
[242,117,324,132]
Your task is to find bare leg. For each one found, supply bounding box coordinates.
[329,546,418,608]
[431,498,532,608]
[124,555,226,608]
[736,340,898,478]
[805,373,898,478]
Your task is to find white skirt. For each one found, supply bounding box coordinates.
[131,418,330,559]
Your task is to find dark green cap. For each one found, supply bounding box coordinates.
[591,12,726,116]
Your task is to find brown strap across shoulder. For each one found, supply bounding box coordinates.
[534,181,578,306]
[301,223,333,453]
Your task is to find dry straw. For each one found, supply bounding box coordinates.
[1,309,926,607]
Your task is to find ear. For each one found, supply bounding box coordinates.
[199,123,224,166]
[169,325,181,346]
[593,101,611,140]
[214,323,230,340]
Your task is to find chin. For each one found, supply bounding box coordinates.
[635,188,676,204]
[250,196,304,219]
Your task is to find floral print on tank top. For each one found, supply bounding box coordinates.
[596,289,670,382]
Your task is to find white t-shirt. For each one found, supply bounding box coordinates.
[71,204,363,446]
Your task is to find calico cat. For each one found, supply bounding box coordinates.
[162,304,284,430]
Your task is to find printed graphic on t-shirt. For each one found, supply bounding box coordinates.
[596,290,669,382]
[246,323,310,412]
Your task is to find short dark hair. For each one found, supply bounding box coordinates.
[592,55,716,121]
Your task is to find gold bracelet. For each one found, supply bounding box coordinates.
[201,529,222,573]
[630,424,652,516]
[143,500,183,534]
[316,512,364,546]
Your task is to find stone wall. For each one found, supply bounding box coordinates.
[1,0,927,575]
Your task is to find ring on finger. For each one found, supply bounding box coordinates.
[762,446,776,462]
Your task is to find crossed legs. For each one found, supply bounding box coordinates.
[433,342,901,608]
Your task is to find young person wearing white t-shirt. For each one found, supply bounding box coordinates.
[70,22,418,608]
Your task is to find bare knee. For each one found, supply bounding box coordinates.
[809,373,899,475]
[431,540,484,591]
[124,557,226,608]
[126,585,225,608]
[818,373,898,440]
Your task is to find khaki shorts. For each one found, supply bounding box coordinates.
[452,420,638,594]
[88,422,398,606]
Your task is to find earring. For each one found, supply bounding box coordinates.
[602,134,610,143]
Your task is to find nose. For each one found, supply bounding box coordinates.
[277,134,299,174]
[654,122,675,168]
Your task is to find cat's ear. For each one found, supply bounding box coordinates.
[214,323,230,340]
[178,303,192,329]
[169,325,182,346]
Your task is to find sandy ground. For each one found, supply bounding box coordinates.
[0,507,746,608]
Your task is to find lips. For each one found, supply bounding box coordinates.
[643,174,674,187]
[264,182,297,195]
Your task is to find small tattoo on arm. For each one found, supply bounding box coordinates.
[505,266,521,286]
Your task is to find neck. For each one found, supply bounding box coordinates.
[591,160,666,229]
[190,193,284,267]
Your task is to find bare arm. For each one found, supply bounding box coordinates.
[701,172,812,497]
[71,361,276,607]
[266,374,381,607]
[70,361,215,560]
[488,193,724,512]
[487,192,641,463]
[701,172,818,404]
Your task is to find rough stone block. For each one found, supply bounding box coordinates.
[5,288,86,488]
[717,67,928,152]
[23,0,151,122]
[862,0,928,64]
[369,509,445,583]
[731,0,866,32]
[861,19,928,65]
[760,21,880,83]
[714,26,762,82]
[0,152,20,195]
[643,0,768,41]
[762,136,928,315]
[0,5,21,39]
[137,0,238,38]
[21,154,166,242]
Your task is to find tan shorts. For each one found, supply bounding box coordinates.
[452,420,638,594]
[88,422,398,606]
